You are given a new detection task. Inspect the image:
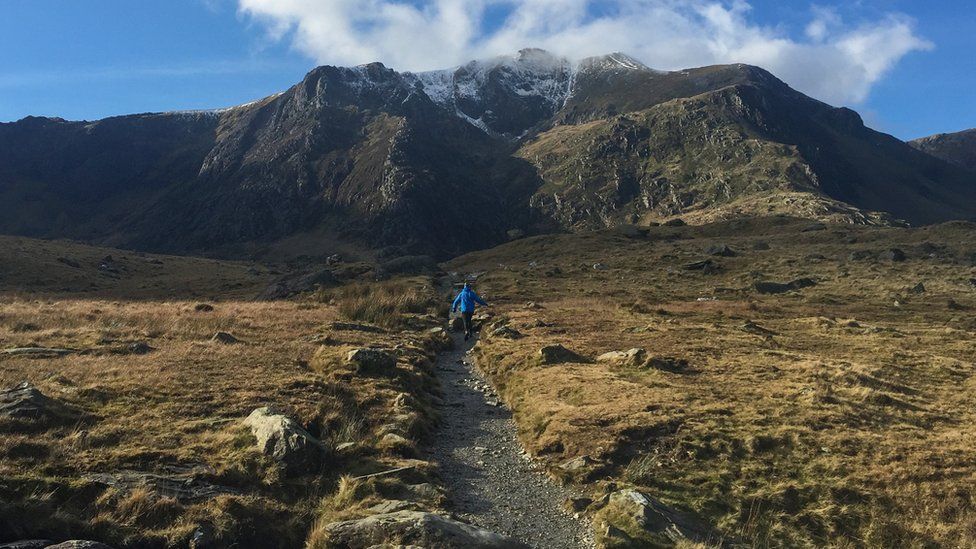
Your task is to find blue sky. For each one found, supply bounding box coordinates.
[1,0,973,140]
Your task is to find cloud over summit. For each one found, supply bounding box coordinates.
[237,0,932,105]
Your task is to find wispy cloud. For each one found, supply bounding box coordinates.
[0,58,296,89]
[236,0,932,105]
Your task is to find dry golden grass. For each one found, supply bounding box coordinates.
[449,217,976,547]
[0,242,449,548]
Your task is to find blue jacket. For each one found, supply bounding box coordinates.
[452,287,487,313]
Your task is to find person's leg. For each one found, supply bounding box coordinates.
[462,311,473,339]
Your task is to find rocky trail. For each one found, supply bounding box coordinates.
[428,333,595,548]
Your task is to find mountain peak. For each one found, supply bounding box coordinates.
[577,52,654,73]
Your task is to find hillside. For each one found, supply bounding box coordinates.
[1,49,975,260]
[448,217,976,547]
[911,128,976,172]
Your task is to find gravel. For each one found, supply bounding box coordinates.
[428,334,595,549]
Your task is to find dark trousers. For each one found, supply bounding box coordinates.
[461,311,474,334]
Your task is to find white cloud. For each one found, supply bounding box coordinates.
[236,0,932,105]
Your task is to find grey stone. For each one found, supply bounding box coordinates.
[596,348,647,367]
[879,248,907,262]
[319,511,528,549]
[604,489,723,545]
[243,407,327,476]
[539,344,587,365]
[346,348,397,375]
[0,382,73,422]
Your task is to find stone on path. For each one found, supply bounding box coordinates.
[319,511,529,549]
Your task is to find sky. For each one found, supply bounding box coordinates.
[0,0,973,140]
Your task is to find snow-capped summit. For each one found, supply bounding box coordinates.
[406,48,574,137]
[576,52,655,73]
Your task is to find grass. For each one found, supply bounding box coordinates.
[449,216,976,547]
[315,278,447,329]
[0,239,451,547]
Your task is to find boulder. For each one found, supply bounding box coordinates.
[596,348,647,367]
[210,332,240,344]
[539,344,587,365]
[0,382,74,423]
[319,511,528,549]
[599,489,723,546]
[704,244,736,257]
[908,282,926,294]
[346,348,397,375]
[663,218,686,227]
[879,248,907,262]
[194,303,214,312]
[593,263,609,271]
[243,407,327,476]
[753,278,817,295]
[645,357,690,373]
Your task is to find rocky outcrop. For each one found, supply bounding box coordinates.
[318,511,528,548]
[243,407,328,476]
[596,489,724,547]
[910,128,976,172]
[0,382,75,424]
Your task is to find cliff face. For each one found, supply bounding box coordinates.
[911,129,976,173]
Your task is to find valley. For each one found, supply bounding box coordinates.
[1,47,976,549]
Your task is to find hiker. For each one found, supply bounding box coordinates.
[452,282,488,340]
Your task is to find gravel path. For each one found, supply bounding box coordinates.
[429,333,595,549]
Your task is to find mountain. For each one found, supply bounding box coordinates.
[1,48,974,258]
[910,129,976,172]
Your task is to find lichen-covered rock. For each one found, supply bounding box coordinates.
[596,489,724,547]
[346,348,397,375]
[319,511,528,548]
[596,348,646,367]
[243,407,327,476]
